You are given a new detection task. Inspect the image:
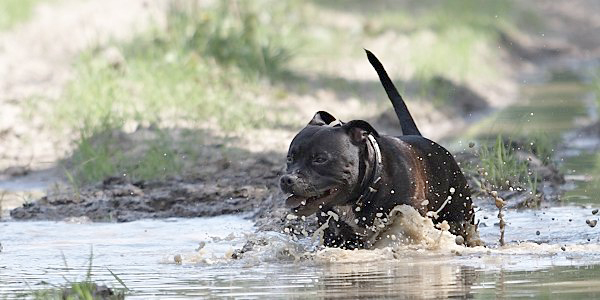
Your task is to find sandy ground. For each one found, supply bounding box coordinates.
[0,0,164,173]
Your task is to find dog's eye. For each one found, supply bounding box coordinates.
[313,156,328,164]
[286,155,293,164]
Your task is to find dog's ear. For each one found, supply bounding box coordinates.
[342,120,379,144]
[308,111,338,126]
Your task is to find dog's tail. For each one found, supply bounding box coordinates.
[365,49,421,136]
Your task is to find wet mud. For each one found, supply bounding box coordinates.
[10,156,285,222]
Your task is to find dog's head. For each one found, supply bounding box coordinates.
[280,111,378,216]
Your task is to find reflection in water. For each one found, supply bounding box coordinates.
[314,261,478,299]
[563,152,600,205]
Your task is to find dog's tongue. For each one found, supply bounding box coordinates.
[285,195,307,208]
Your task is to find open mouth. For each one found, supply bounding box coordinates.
[285,188,339,214]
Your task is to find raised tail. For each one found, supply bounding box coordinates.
[365,49,421,136]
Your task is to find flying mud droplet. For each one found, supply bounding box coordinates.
[435,220,450,231]
[468,142,475,148]
[196,241,206,251]
[593,209,599,215]
[455,235,465,245]
[174,254,183,264]
[561,246,566,251]
[586,219,597,228]
[536,230,540,236]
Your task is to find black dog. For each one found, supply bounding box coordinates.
[280,50,482,249]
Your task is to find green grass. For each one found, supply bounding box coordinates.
[31,250,128,300]
[477,135,532,189]
[525,133,557,165]
[0,0,46,30]
[65,124,192,186]
[51,0,303,186]
[169,1,291,76]
[54,0,298,132]
[464,134,556,196]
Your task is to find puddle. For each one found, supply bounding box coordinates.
[0,169,59,217]
[1,208,600,299]
[463,82,591,139]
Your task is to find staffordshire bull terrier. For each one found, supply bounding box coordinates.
[280,50,482,249]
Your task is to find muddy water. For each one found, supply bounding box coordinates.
[1,209,600,299]
[2,79,600,299]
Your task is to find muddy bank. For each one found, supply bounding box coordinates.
[10,152,285,222]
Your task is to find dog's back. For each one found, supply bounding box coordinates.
[395,135,473,223]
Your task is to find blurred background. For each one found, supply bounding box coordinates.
[1,0,599,218]
[2,0,600,298]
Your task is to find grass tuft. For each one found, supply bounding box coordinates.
[31,248,128,300]
[477,135,531,189]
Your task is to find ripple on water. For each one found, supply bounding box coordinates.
[1,205,600,298]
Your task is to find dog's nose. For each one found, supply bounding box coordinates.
[280,174,297,191]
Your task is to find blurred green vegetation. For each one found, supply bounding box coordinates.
[168,1,291,76]
[66,125,190,186]
[50,0,542,186]
[0,0,46,29]
[55,0,299,133]
[53,1,302,185]
[312,0,539,83]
